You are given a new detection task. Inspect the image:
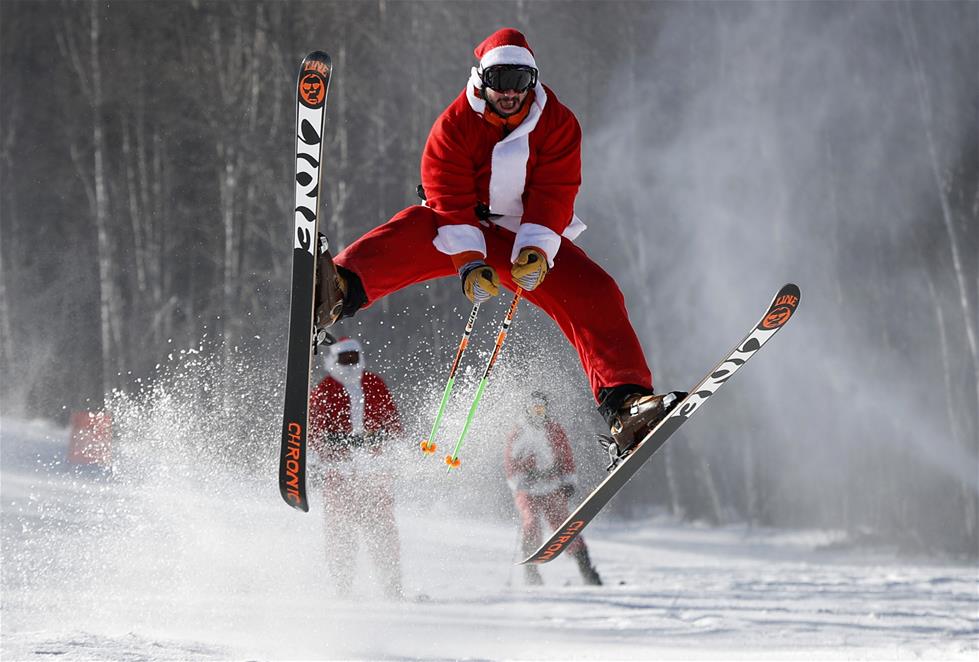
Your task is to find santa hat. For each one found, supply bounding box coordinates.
[329,336,362,356]
[474,28,537,71]
[323,337,365,393]
[322,336,365,375]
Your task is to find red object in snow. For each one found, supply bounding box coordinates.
[67,411,112,466]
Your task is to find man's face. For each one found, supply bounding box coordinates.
[484,87,530,117]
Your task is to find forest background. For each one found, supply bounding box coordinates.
[1,1,976,556]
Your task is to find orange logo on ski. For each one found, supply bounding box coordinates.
[299,71,325,108]
[761,294,798,330]
[535,520,586,561]
[283,421,304,503]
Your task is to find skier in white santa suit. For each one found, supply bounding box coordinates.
[316,28,686,465]
[505,391,602,585]
[308,337,403,599]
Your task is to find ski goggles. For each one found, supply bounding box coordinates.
[480,65,538,93]
[336,351,360,366]
[528,402,546,417]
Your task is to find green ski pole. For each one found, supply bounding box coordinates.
[420,303,480,456]
[445,288,523,470]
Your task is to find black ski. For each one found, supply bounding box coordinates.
[279,52,333,511]
[521,283,801,563]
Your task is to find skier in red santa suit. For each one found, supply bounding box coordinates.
[308,337,404,599]
[316,28,685,464]
[505,390,602,586]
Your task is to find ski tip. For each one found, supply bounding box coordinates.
[758,283,801,331]
[420,440,437,455]
[302,50,332,66]
[517,553,550,566]
[297,52,332,110]
[281,495,310,512]
[780,283,801,300]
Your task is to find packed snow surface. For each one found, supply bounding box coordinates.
[2,417,976,661]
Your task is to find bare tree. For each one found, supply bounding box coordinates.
[0,28,19,380]
[56,1,123,403]
[899,2,979,432]
[898,1,979,550]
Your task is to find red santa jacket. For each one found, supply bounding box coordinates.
[422,78,587,266]
[308,372,402,463]
[504,419,578,496]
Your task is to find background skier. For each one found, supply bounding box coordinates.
[504,391,602,586]
[308,337,404,599]
[316,27,685,464]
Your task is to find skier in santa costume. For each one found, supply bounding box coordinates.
[505,391,602,585]
[317,28,684,460]
[308,337,404,599]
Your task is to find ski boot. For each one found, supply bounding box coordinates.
[384,577,406,602]
[524,564,544,586]
[598,387,686,471]
[314,236,346,329]
[572,549,602,586]
[313,235,368,338]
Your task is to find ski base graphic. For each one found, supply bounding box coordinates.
[521,283,800,564]
[278,51,333,512]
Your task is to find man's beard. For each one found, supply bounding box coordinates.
[330,363,362,386]
[488,95,524,117]
[524,412,547,429]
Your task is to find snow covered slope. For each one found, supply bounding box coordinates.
[2,417,976,661]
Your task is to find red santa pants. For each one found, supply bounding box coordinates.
[335,206,653,400]
[514,490,586,557]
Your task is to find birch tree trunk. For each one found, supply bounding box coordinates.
[898,2,979,548]
[899,1,979,439]
[0,78,17,375]
[58,1,123,404]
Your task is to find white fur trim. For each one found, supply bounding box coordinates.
[344,374,365,434]
[479,45,536,70]
[466,68,486,113]
[512,223,562,266]
[490,137,529,217]
[493,214,587,258]
[432,223,486,257]
[330,337,362,355]
[322,340,366,434]
[563,214,587,241]
[486,83,548,221]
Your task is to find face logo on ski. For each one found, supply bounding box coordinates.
[299,73,323,108]
[282,422,304,505]
[759,293,799,330]
[298,58,329,109]
[535,520,586,561]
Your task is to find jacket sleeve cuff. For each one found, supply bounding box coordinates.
[432,224,487,258]
[512,223,562,266]
[449,250,485,271]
